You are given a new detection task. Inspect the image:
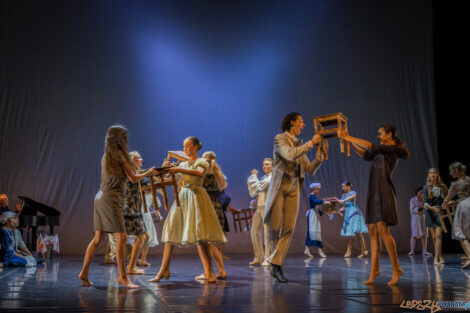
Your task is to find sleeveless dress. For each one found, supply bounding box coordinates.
[161,159,227,245]
[340,191,368,236]
[203,174,230,232]
[94,156,127,233]
[123,180,147,235]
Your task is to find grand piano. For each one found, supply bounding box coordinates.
[18,196,60,250]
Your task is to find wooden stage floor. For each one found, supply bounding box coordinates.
[0,254,468,312]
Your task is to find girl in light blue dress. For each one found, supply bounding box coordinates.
[338,180,369,258]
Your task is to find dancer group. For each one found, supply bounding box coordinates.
[77,111,469,288]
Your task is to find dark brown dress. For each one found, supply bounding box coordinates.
[363,144,409,226]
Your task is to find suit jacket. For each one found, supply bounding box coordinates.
[264,132,323,223]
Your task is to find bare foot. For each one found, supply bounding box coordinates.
[118,276,139,288]
[344,251,351,258]
[434,258,440,265]
[364,269,381,285]
[222,255,231,260]
[387,267,403,286]
[127,266,145,275]
[195,273,207,280]
[438,257,445,264]
[207,272,217,283]
[78,274,93,287]
[149,269,170,282]
[138,260,150,267]
[216,270,227,280]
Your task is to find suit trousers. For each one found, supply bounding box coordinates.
[267,174,300,266]
[250,205,272,262]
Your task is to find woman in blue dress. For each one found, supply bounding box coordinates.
[338,180,368,258]
[0,211,36,267]
[304,183,329,258]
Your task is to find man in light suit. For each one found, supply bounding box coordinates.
[264,112,325,282]
[247,158,273,266]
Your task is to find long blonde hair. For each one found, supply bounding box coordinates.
[103,125,138,178]
[426,168,448,198]
[202,151,227,191]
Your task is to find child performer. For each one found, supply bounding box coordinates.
[340,124,410,285]
[408,186,431,256]
[138,192,159,267]
[150,137,227,283]
[423,168,447,264]
[338,180,368,258]
[78,125,157,288]
[202,151,232,260]
[304,183,329,258]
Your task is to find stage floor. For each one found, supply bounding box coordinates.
[0,254,468,312]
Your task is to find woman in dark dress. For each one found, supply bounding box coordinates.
[202,151,231,260]
[340,124,410,286]
[423,168,447,265]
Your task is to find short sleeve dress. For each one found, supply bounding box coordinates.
[340,191,368,236]
[423,184,446,228]
[203,174,230,232]
[161,158,227,245]
[94,155,127,233]
[363,144,409,226]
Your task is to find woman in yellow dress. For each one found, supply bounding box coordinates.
[150,137,227,283]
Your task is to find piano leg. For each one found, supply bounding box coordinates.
[50,225,54,235]
[31,227,37,252]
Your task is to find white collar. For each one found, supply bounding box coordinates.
[284,131,298,142]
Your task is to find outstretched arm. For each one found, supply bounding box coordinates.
[275,134,322,161]
[343,134,372,150]
[170,166,205,177]
[124,164,157,183]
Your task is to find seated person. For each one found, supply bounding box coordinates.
[0,211,37,267]
[0,194,10,215]
[0,194,23,216]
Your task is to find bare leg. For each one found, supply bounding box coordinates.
[219,242,230,260]
[423,228,431,255]
[408,237,416,255]
[150,243,173,282]
[364,224,381,285]
[78,230,103,286]
[358,234,368,257]
[344,238,352,257]
[210,244,227,279]
[115,232,138,288]
[197,243,216,283]
[435,227,444,264]
[377,222,402,285]
[128,235,146,274]
[138,232,150,266]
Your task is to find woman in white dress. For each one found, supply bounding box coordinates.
[150,137,227,283]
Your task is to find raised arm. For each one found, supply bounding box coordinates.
[342,134,372,150]
[247,173,270,197]
[275,134,321,161]
[300,146,324,175]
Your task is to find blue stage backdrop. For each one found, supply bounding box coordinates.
[0,0,436,254]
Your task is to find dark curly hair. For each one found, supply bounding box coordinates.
[381,124,410,159]
[281,112,301,132]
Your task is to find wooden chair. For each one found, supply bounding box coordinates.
[439,202,456,233]
[231,207,253,232]
[138,151,187,226]
[313,112,350,160]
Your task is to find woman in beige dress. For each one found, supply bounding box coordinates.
[78,125,156,288]
[150,137,227,283]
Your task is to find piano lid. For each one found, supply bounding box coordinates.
[18,196,60,216]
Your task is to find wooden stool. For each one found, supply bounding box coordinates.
[439,202,456,233]
[313,112,350,160]
[231,208,253,232]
